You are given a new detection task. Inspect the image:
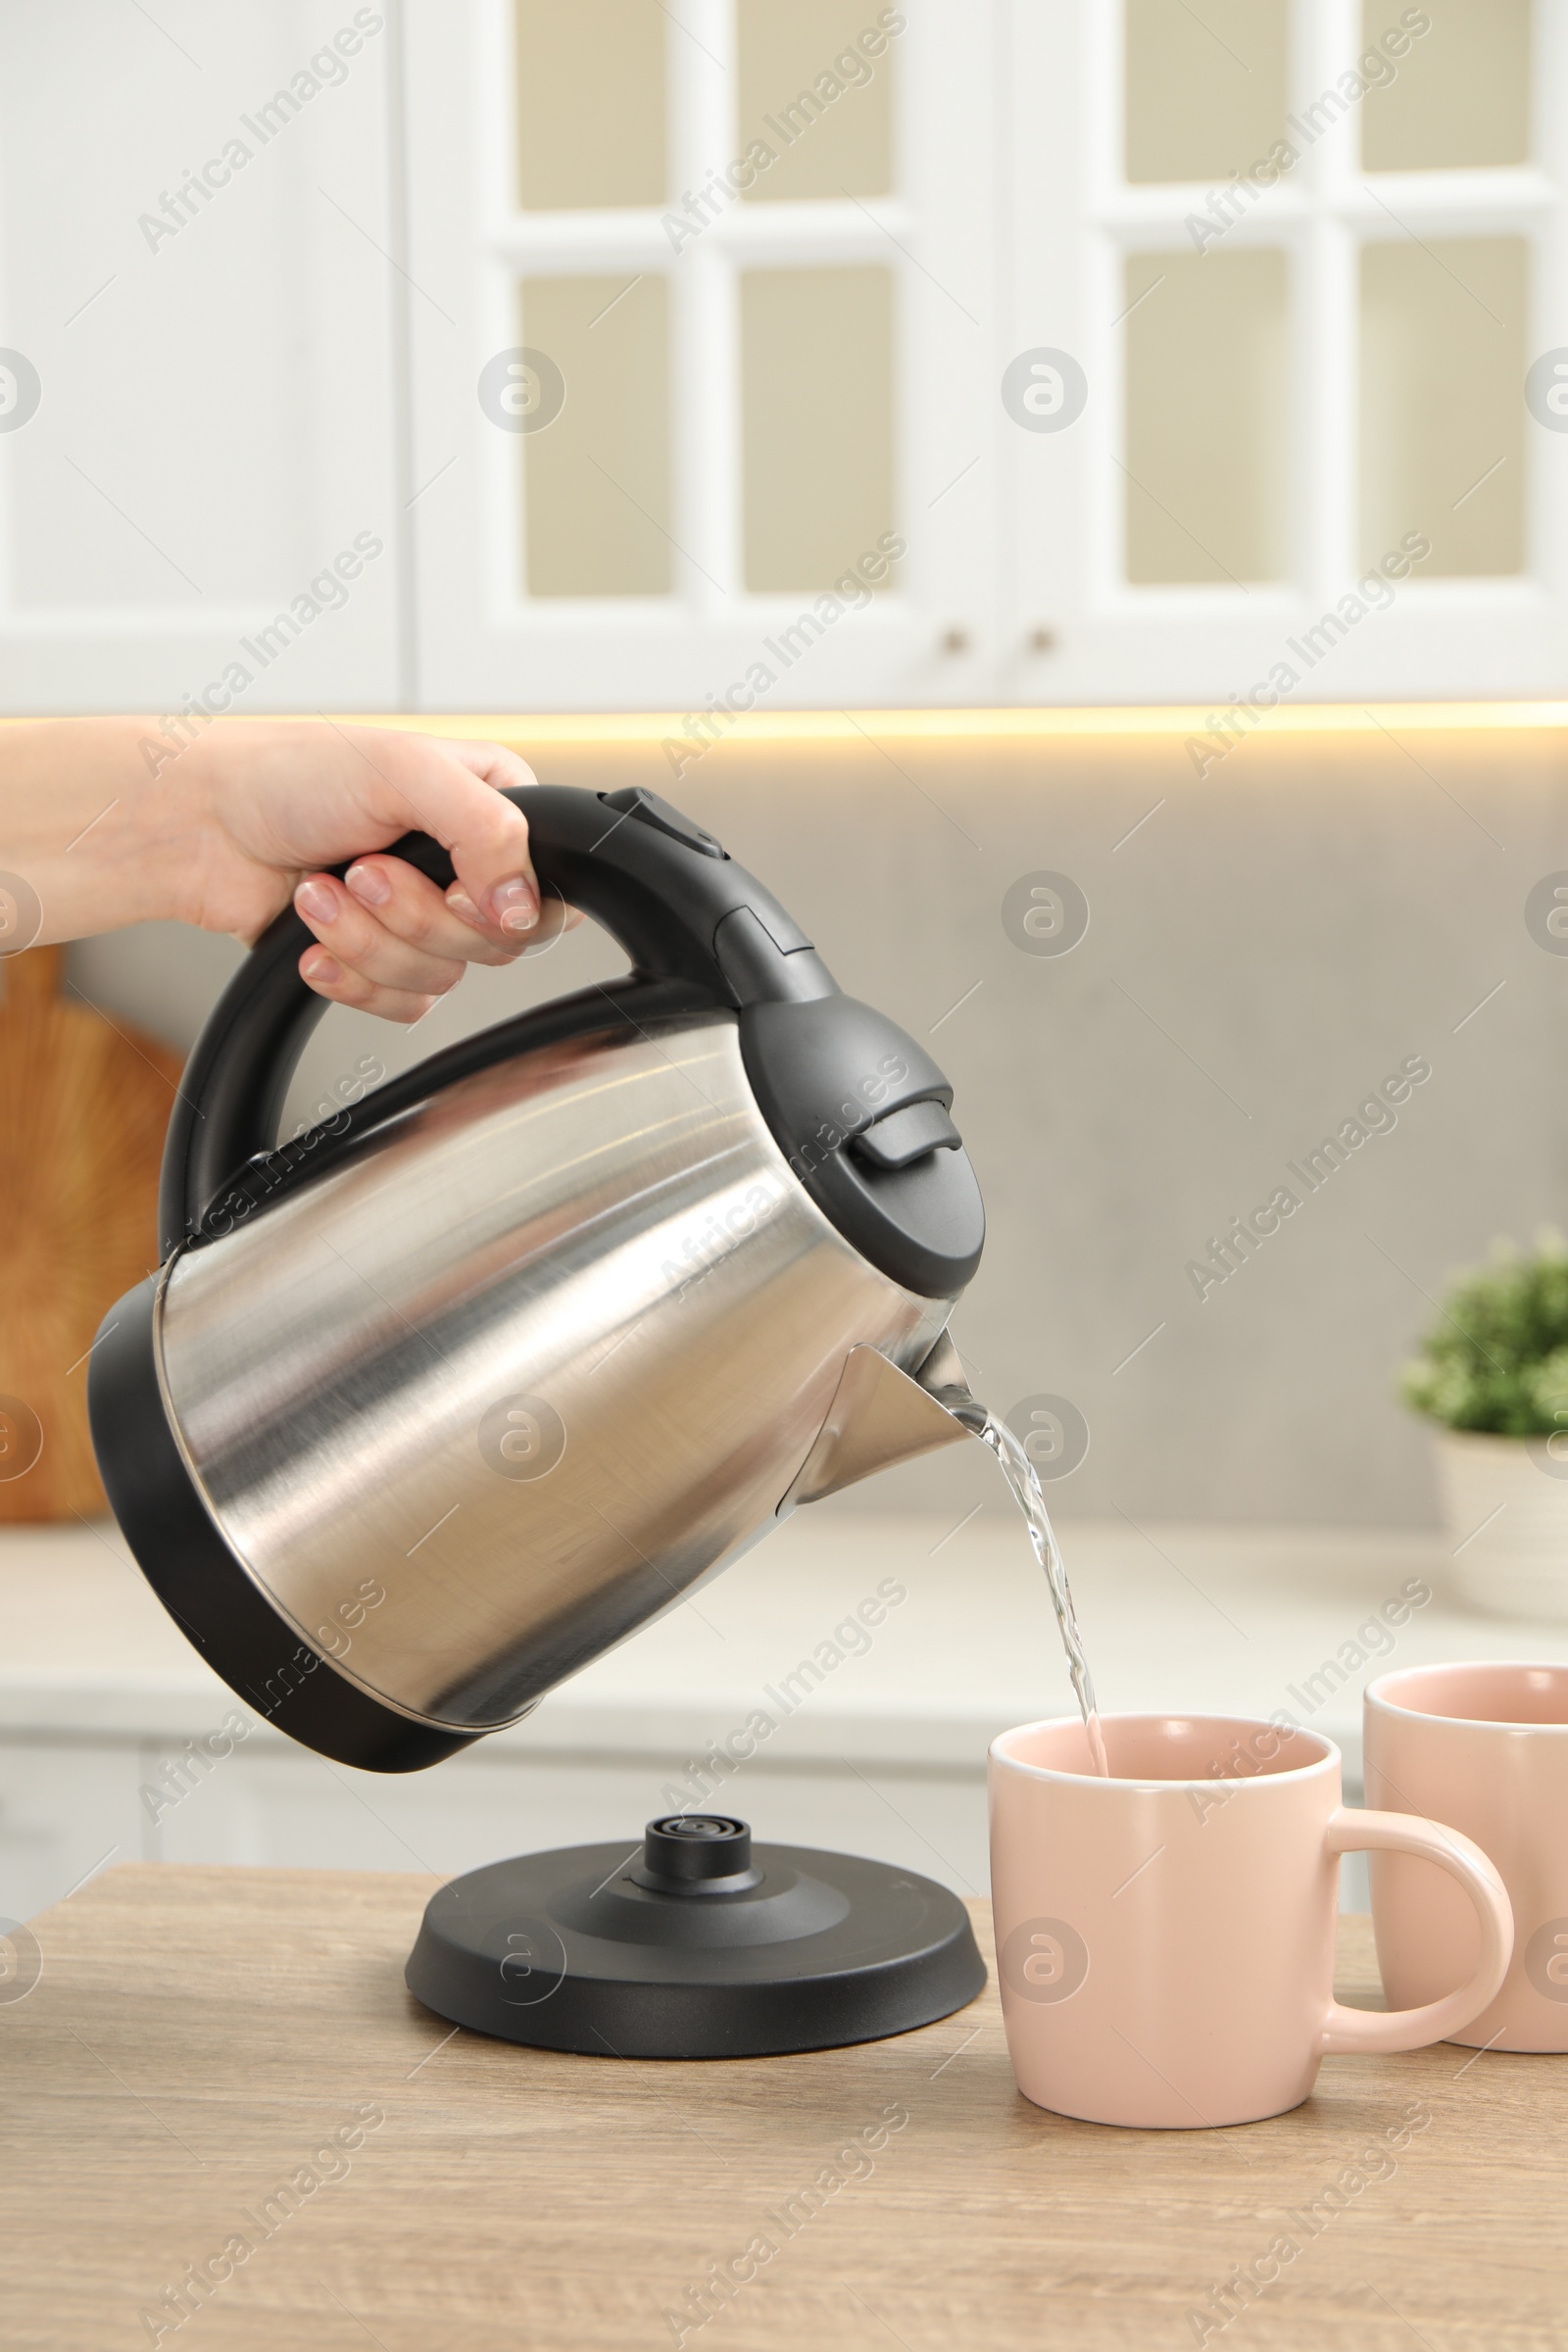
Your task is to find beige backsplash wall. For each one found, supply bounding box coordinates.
[67,719,1568,1528]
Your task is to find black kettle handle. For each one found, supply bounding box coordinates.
[160,782,834,1259]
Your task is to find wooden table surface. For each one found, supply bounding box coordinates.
[5,1866,1566,2352]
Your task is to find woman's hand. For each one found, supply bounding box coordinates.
[5,715,579,1022]
[182,720,578,1022]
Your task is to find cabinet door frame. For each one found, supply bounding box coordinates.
[402,0,1004,713]
[1008,0,1568,708]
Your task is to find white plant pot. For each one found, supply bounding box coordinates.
[1433,1426,1568,1622]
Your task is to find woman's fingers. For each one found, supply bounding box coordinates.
[341,856,519,966]
[335,854,579,963]
[295,873,465,1001]
[442,877,581,955]
[296,951,440,1027]
[293,850,584,1021]
[435,739,544,928]
[357,733,543,931]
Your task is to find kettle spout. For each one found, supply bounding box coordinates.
[781,1332,984,1510]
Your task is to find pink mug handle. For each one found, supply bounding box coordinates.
[1319,1807,1513,2054]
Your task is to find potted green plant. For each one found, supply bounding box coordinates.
[1401,1233,1568,1620]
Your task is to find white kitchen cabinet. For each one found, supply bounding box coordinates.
[0,2,402,713]
[9,4,1560,717]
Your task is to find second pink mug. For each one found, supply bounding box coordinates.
[1365,1661,1568,2052]
[990,1712,1513,2129]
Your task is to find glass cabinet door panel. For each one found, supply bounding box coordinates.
[1361,0,1530,172]
[1124,0,1289,186]
[1358,236,1526,577]
[514,0,666,211]
[1124,248,1289,584]
[736,0,896,203]
[740,266,897,592]
[520,275,672,596]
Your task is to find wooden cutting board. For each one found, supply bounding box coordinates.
[0,945,184,1521]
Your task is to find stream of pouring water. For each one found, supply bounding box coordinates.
[962,1405,1110,1776]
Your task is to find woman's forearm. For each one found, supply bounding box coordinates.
[0,717,211,944]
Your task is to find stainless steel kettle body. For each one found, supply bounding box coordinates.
[89,785,985,1770]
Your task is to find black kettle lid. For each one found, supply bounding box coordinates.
[738,990,984,1300]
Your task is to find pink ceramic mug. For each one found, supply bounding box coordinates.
[1365,1661,1568,2052]
[989,1713,1513,2128]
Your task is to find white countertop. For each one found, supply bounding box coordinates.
[4,1509,1564,1787]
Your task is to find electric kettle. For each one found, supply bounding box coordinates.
[88,784,985,1775]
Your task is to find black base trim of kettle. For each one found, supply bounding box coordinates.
[88,1278,474,1774]
[404,1815,987,2059]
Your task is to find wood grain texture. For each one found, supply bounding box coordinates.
[0,947,182,1520]
[2,1865,1565,2351]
